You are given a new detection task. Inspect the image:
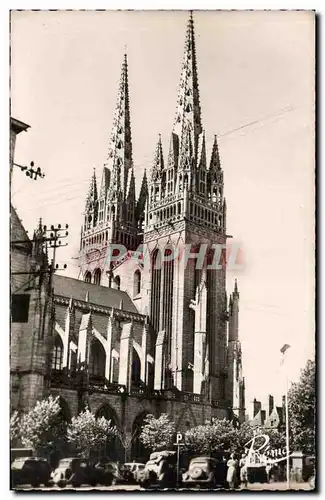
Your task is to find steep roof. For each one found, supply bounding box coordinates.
[11,205,31,246]
[53,274,138,314]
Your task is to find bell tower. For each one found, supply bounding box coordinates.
[79,53,146,285]
[143,12,228,399]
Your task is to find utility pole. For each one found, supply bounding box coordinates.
[11,222,69,293]
[280,344,291,490]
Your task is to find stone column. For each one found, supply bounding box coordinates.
[189,271,207,394]
[78,312,92,364]
[62,298,73,369]
[154,330,166,390]
[105,311,114,382]
[118,322,133,391]
[141,320,149,384]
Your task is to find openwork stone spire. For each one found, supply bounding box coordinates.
[173,11,202,159]
[106,52,133,202]
[84,169,98,230]
[150,134,165,183]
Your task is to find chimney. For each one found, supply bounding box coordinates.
[253,398,261,417]
[268,395,274,417]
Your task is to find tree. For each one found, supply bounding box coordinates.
[10,411,21,444]
[19,396,63,453]
[288,359,315,455]
[184,419,286,458]
[67,407,116,459]
[139,414,176,452]
[184,418,238,456]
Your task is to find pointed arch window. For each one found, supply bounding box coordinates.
[115,275,121,291]
[132,349,141,386]
[185,103,192,113]
[133,270,141,297]
[84,271,92,283]
[52,335,63,371]
[89,339,106,380]
[93,268,101,286]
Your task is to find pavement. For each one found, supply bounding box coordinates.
[14,481,313,492]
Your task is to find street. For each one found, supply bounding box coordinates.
[14,481,313,492]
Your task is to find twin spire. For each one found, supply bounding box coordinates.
[173,11,202,156]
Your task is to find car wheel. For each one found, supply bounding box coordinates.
[57,479,67,488]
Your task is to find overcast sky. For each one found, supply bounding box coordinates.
[10,10,315,413]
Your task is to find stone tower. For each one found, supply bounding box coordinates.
[142,12,228,399]
[79,53,147,286]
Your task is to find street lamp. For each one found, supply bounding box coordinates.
[280,343,291,489]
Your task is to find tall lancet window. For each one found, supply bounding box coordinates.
[52,335,63,371]
[93,268,101,285]
[150,249,162,335]
[162,247,175,376]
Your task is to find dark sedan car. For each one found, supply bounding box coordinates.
[182,456,227,489]
[52,457,99,487]
[11,457,51,488]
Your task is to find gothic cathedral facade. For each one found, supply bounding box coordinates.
[10,12,245,462]
[78,12,245,422]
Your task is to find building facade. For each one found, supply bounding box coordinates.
[11,13,245,462]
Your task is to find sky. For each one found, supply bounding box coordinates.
[10,10,315,413]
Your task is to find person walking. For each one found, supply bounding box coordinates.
[239,453,248,489]
[227,453,238,490]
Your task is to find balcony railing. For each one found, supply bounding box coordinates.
[50,370,229,408]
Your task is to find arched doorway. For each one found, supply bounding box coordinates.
[89,339,106,384]
[131,412,150,462]
[95,404,123,462]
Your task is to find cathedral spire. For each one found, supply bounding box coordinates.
[209,135,221,173]
[150,134,164,182]
[106,51,133,202]
[136,169,148,230]
[173,11,202,156]
[84,168,98,230]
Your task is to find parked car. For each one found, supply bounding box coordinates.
[94,459,125,485]
[11,457,51,488]
[123,462,146,483]
[139,451,177,489]
[52,457,99,487]
[182,456,227,489]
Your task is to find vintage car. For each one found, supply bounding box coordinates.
[123,462,146,483]
[182,456,227,489]
[11,457,51,488]
[139,451,177,489]
[94,459,127,485]
[52,457,100,487]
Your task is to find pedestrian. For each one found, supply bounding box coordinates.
[239,453,248,489]
[227,453,238,490]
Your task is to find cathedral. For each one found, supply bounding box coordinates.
[10,12,245,461]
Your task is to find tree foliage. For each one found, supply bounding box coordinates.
[10,411,21,443]
[288,359,315,454]
[185,418,237,455]
[184,419,286,457]
[18,396,63,452]
[139,414,176,452]
[67,407,116,458]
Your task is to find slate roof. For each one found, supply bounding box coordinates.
[53,275,139,314]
